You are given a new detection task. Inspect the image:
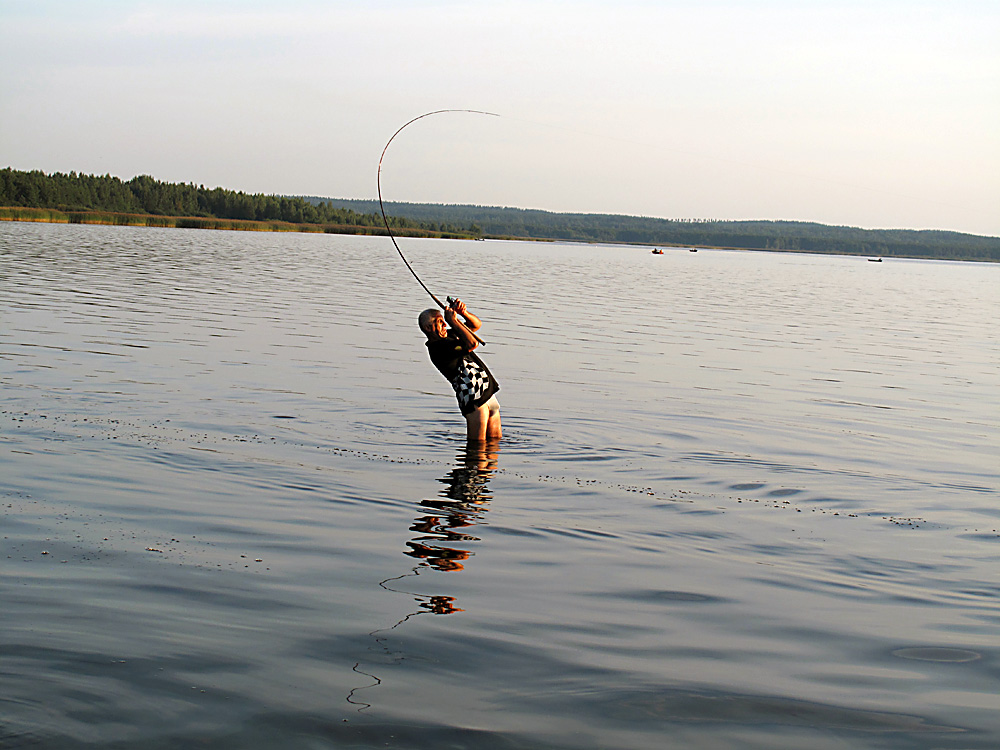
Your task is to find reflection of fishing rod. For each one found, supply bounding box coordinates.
[377,109,499,346]
[346,567,462,712]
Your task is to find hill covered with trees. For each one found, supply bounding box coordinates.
[309,199,999,262]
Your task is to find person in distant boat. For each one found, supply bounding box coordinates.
[418,299,501,442]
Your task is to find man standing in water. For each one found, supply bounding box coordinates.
[418,298,501,442]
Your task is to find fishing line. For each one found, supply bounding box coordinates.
[377,109,499,341]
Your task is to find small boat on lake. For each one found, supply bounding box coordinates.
[689,248,698,253]
[868,258,883,262]
[651,248,663,255]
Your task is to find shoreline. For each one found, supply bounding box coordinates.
[0,206,476,240]
[2,207,994,262]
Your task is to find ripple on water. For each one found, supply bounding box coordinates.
[892,647,983,663]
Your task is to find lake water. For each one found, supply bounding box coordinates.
[2,221,998,749]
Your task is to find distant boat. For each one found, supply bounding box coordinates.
[868,257,882,262]
[651,248,663,255]
[689,248,698,253]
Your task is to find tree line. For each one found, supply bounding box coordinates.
[0,168,448,233]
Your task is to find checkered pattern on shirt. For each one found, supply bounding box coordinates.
[453,357,490,410]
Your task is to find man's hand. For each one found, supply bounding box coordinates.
[449,298,468,317]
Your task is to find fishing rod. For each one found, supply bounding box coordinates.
[377,109,499,346]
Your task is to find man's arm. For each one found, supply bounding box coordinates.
[445,301,480,350]
[449,298,482,332]
[444,308,479,350]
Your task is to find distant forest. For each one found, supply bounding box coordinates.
[310,199,1000,262]
[2,168,996,261]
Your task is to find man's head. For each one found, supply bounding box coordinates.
[419,308,447,340]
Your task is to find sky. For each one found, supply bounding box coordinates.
[1,0,998,236]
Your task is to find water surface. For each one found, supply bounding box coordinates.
[2,222,998,748]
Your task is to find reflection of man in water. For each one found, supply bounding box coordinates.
[418,298,501,442]
[405,444,498,574]
[348,446,500,710]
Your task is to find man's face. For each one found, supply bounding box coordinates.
[428,313,448,339]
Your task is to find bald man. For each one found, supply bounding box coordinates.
[418,299,501,442]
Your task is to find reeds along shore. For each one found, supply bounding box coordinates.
[0,206,469,238]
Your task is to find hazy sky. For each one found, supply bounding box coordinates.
[2,1,998,235]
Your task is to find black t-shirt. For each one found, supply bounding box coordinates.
[426,334,500,415]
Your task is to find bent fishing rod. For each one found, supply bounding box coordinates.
[377,109,499,346]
